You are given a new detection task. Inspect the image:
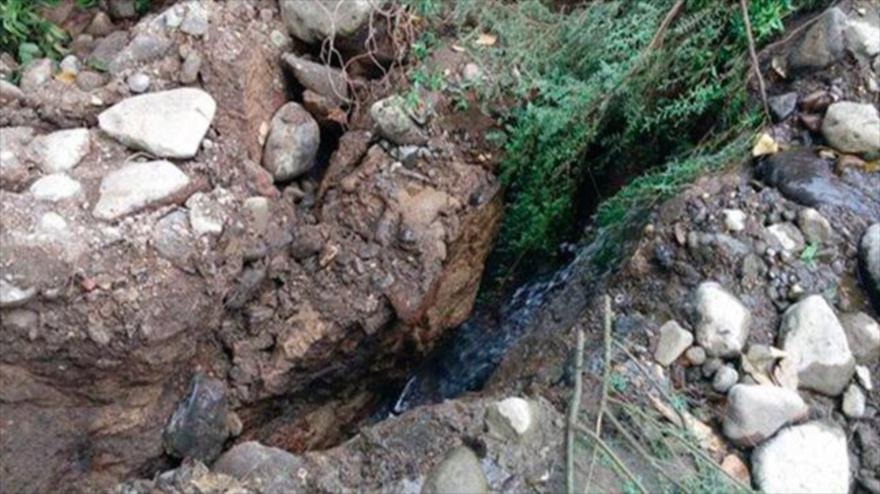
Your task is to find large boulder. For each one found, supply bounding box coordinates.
[98,88,217,159]
[262,102,320,181]
[780,295,855,396]
[722,385,808,447]
[752,421,850,494]
[691,282,751,357]
[860,223,880,313]
[279,0,375,44]
[821,102,880,155]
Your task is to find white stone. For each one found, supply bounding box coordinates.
[692,281,751,357]
[262,102,320,181]
[722,384,808,447]
[30,128,91,173]
[839,311,880,364]
[722,209,747,232]
[855,365,873,391]
[59,55,80,75]
[712,365,738,393]
[488,397,536,438]
[752,421,849,494]
[654,320,693,366]
[0,280,36,308]
[244,196,270,233]
[797,208,832,245]
[842,384,865,418]
[29,174,82,202]
[127,73,150,93]
[98,88,216,159]
[19,58,52,92]
[180,1,209,36]
[186,192,225,235]
[766,223,805,252]
[37,212,69,236]
[781,295,855,396]
[845,18,880,57]
[93,161,190,220]
[822,101,880,154]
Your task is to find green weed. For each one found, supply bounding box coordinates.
[1,0,68,64]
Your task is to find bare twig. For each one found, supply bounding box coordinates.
[648,0,686,50]
[574,424,650,494]
[603,411,689,493]
[739,0,770,120]
[583,295,613,493]
[566,323,586,494]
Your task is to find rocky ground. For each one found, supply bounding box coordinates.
[0,1,878,494]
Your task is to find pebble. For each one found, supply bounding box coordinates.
[180,2,210,36]
[654,320,694,366]
[722,384,808,447]
[179,52,202,84]
[76,70,108,91]
[685,346,707,366]
[702,357,723,378]
[723,209,747,232]
[797,208,832,245]
[127,73,150,93]
[370,95,426,145]
[59,55,80,75]
[186,192,225,236]
[0,280,37,308]
[765,223,806,253]
[29,174,82,202]
[822,102,880,154]
[712,365,738,393]
[19,58,53,92]
[29,128,91,174]
[93,160,190,220]
[163,374,230,462]
[486,397,537,439]
[855,365,873,391]
[842,384,866,418]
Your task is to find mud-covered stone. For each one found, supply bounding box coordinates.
[163,374,230,463]
[752,421,849,494]
[722,384,808,447]
[781,295,855,396]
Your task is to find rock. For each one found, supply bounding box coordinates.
[371,96,427,146]
[685,346,706,366]
[29,174,82,202]
[0,127,34,190]
[152,211,198,274]
[722,384,808,447]
[282,54,349,103]
[756,149,856,211]
[722,209,747,232]
[720,454,751,486]
[462,63,483,83]
[19,58,53,92]
[0,80,24,101]
[110,33,173,74]
[768,92,798,122]
[860,224,880,313]
[702,357,723,378]
[75,70,108,91]
[98,88,217,159]
[842,384,866,418]
[822,102,880,154]
[797,208,832,245]
[86,11,115,37]
[788,7,847,71]
[262,102,320,181]
[765,223,805,253]
[692,281,751,357]
[752,131,779,157]
[845,17,880,58]
[781,295,855,395]
[108,0,136,19]
[163,374,230,462]
[839,312,880,364]
[214,441,302,492]
[486,397,537,440]
[422,446,488,494]
[87,30,128,68]
[0,280,37,308]
[279,0,375,43]
[186,191,225,236]
[244,196,270,233]
[93,160,190,220]
[855,365,873,390]
[712,365,738,393]
[654,320,694,366]
[752,421,849,494]
[180,2,209,36]
[127,73,150,93]
[59,55,80,75]
[29,128,91,174]
[179,52,202,84]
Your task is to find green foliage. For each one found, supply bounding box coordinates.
[1,0,68,64]
[800,242,819,264]
[441,0,808,267]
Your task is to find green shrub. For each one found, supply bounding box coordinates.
[1,0,68,64]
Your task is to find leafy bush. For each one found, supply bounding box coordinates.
[442,0,818,267]
[1,0,68,64]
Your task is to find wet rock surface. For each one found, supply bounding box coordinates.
[163,374,230,463]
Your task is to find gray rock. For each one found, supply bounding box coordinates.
[180,1,209,36]
[179,52,202,85]
[214,441,302,492]
[855,365,873,391]
[186,191,225,236]
[163,374,229,462]
[486,397,537,440]
[152,211,198,274]
[29,128,90,174]
[279,0,375,43]
[371,95,426,146]
[692,281,751,357]
[685,346,706,366]
[712,365,738,393]
[797,208,832,245]
[860,223,880,313]
[842,384,866,418]
[768,92,798,122]
[0,280,37,308]
[87,30,129,68]
[19,58,53,92]
[282,54,349,103]
[98,88,216,158]
[839,311,880,364]
[752,421,849,494]
[722,384,808,447]
[422,446,488,494]
[110,33,172,74]
[822,102,880,154]
[788,7,847,71]
[109,0,136,19]
[93,160,190,220]
[127,72,150,93]
[75,70,108,91]
[29,174,82,202]
[262,102,320,181]
[765,222,805,253]
[781,295,855,396]
[244,196,270,234]
[59,55,80,75]
[845,16,880,58]
[0,127,34,189]
[86,11,115,37]
[0,80,24,101]
[756,149,859,212]
[702,357,723,378]
[654,320,693,366]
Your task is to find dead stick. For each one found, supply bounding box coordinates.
[740,0,770,120]
[583,295,613,493]
[574,424,650,494]
[649,0,686,50]
[566,323,586,494]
